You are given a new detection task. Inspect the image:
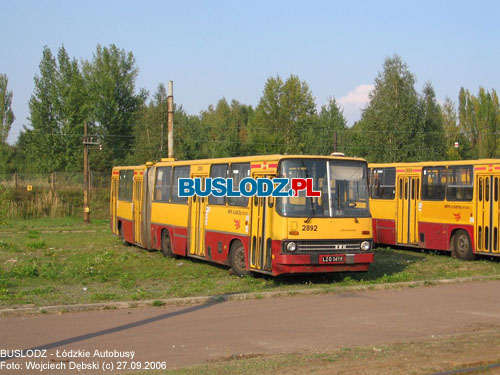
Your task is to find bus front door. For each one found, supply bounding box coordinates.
[476,175,500,254]
[111,177,118,234]
[133,174,143,245]
[249,177,272,272]
[397,175,420,245]
[188,177,207,257]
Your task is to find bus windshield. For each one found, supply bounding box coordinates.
[276,159,370,218]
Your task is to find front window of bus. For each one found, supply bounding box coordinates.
[276,159,370,218]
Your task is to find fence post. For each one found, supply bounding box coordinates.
[14,172,18,192]
[51,172,56,192]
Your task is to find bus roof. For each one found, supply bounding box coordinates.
[369,159,500,168]
[153,154,367,167]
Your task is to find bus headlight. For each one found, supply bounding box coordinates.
[287,242,297,252]
[360,241,371,251]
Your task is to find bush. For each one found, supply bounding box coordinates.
[0,185,8,225]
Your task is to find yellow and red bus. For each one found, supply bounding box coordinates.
[369,159,500,259]
[111,155,374,276]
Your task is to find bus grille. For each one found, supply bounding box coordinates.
[295,241,363,253]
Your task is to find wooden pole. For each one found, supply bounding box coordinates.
[51,171,56,192]
[167,81,174,159]
[83,122,90,223]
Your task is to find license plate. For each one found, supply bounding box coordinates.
[319,255,345,264]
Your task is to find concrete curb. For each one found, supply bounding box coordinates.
[1,275,498,318]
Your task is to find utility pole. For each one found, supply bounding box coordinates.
[83,122,90,224]
[167,80,174,159]
[83,123,99,223]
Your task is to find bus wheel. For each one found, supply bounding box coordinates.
[161,230,173,257]
[229,242,248,277]
[452,230,475,261]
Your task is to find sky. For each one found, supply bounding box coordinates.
[1,0,499,144]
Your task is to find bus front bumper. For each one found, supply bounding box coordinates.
[272,250,374,275]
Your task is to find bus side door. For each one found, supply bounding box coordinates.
[397,175,420,245]
[133,172,143,245]
[476,174,500,254]
[188,175,207,257]
[249,175,273,272]
[110,175,118,234]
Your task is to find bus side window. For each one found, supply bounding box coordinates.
[155,166,172,202]
[370,168,395,200]
[479,178,483,201]
[228,163,250,207]
[421,166,445,201]
[208,164,228,205]
[495,177,499,202]
[172,166,190,204]
[447,166,473,202]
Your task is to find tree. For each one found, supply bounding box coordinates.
[174,106,205,160]
[458,87,499,158]
[441,97,471,160]
[316,98,348,155]
[21,46,88,173]
[198,98,252,158]
[248,75,317,154]
[357,55,425,162]
[0,74,14,144]
[24,46,64,172]
[421,82,445,160]
[83,44,146,170]
[128,83,167,164]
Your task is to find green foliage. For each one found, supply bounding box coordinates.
[421,82,446,160]
[458,87,500,158]
[21,46,88,173]
[441,97,472,160]
[200,98,253,157]
[357,55,429,162]
[248,74,318,154]
[0,74,15,143]
[8,46,499,174]
[317,98,348,154]
[83,44,146,170]
[0,185,8,225]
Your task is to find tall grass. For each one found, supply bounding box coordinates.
[0,172,109,220]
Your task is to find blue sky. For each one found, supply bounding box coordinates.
[1,0,499,144]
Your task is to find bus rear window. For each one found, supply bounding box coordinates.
[118,170,133,201]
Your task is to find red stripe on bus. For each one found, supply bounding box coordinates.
[251,164,261,169]
[413,169,422,172]
[112,172,119,175]
[396,169,405,172]
[496,167,500,170]
[475,167,486,170]
[269,163,278,168]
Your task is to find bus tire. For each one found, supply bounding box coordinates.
[229,241,248,277]
[161,230,173,257]
[119,224,130,246]
[452,230,475,261]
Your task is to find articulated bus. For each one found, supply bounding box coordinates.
[110,155,374,276]
[369,159,500,260]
